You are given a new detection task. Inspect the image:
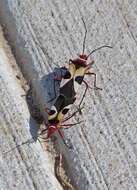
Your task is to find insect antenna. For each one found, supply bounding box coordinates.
[74,0,87,55]
[87,45,112,59]
[3,138,37,154]
[81,17,87,55]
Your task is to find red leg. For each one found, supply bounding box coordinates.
[86,61,94,68]
[48,125,70,148]
[78,73,102,108]
[47,124,63,138]
[79,75,101,108]
[48,67,68,103]
[62,111,78,123]
[55,126,63,137]
[44,121,71,147]
[85,72,95,75]
[47,127,56,137]
[62,104,84,123]
[54,75,63,80]
[54,66,68,80]
[83,79,88,87]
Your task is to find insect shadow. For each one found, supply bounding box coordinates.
[26,67,65,143]
[3,68,64,155]
[40,67,65,106]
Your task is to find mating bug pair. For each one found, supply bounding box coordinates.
[43,19,112,145]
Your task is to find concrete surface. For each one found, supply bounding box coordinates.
[0,0,137,189]
[0,26,63,190]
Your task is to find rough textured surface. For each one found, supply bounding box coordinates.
[0,27,63,190]
[0,0,137,189]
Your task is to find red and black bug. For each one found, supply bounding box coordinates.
[42,94,83,147]
[44,19,112,146]
[54,19,112,108]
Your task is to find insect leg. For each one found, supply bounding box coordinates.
[54,66,68,80]
[48,66,68,103]
[78,73,102,110]
[62,110,78,123]
[48,75,63,103]
[52,72,60,101]
[86,61,94,68]
[60,121,83,128]
[78,80,88,109]
[49,125,70,148]
[62,106,84,124]
[85,72,102,90]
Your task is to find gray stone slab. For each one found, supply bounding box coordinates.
[0,0,137,189]
[0,27,63,190]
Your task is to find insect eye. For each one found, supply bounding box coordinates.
[64,71,71,79]
[62,108,69,114]
[49,110,56,115]
[48,106,57,120]
[75,76,83,84]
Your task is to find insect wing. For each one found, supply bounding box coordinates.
[57,104,71,122]
[74,67,86,92]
